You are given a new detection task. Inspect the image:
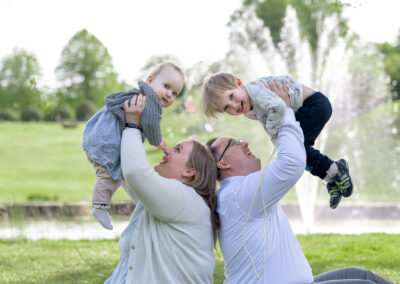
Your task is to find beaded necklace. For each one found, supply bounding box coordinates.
[241,145,277,279]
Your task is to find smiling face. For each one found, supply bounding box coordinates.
[146,65,184,108]
[211,136,261,179]
[216,79,252,116]
[154,140,194,181]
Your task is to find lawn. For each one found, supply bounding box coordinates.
[0,99,399,204]
[0,234,398,283]
[0,100,279,203]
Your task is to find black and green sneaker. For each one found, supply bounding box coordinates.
[327,182,342,209]
[333,159,353,197]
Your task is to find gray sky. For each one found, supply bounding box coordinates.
[1,0,399,86]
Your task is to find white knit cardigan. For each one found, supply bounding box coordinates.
[120,128,215,284]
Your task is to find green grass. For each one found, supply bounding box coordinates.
[323,100,400,202]
[0,98,399,203]
[0,97,280,203]
[0,234,398,283]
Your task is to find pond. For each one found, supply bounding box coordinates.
[1,212,399,240]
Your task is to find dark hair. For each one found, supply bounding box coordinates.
[206,137,221,180]
[185,140,220,244]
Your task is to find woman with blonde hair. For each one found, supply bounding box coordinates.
[105,94,219,284]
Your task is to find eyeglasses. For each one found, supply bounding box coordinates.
[218,138,242,161]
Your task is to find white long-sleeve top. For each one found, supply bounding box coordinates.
[218,109,314,284]
[117,129,215,284]
[245,75,303,140]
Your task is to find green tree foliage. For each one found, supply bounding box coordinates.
[378,32,400,100]
[0,49,42,111]
[137,55,181,79]
[239,0,348,55]
[242,0,288,47]
[55,29,121,108]
[229,0,349,83]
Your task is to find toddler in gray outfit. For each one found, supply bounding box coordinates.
[82,62,184,229]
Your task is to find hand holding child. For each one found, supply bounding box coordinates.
[157,139,167,153]
[263,80,290,108]
[124,94,146,126]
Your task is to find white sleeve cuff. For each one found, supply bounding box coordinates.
[284,108,295,121]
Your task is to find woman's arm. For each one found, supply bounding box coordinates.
[121,129,200,222]
[121,95,201,222]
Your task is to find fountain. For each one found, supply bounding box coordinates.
[225,5,394,232]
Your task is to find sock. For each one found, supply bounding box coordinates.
[92,204,113,230]
[324,162,338,182]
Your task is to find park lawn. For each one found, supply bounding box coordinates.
[1,99,399,204]
[0,101,283,204]
[0,234,398,283]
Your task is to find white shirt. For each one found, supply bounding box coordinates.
[217,109,314,284]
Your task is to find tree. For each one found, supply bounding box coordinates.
[55,29,121,108]
[228,0,349,83]
[136,54,181,81]
[0,48,42,111]
[378,32,400,100]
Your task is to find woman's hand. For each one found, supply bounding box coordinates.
[263,80,290,108]
[157,139,167,153]
[124,94,146,126]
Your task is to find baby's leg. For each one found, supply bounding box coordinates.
[296,92,353,209]
[91,161,121,205]
[295,91,333,179]
[89,159,121,230]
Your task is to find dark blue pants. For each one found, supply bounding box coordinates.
[295,92,333,180]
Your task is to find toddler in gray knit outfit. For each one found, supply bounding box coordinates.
[82,62,184,230]
[202,72,353,210]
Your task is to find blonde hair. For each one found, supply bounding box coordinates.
[185,140,220,245]
[202,72,238,118]
[148,62,185,81]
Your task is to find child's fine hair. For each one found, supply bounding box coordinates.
[148,62,185,81]
[202,72,238,118]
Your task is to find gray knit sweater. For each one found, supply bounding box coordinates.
[245,75,303,143]
[82,81,163,180]
[105,81,163,145]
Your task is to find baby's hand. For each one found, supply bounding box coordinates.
[157,139,167,153]
[263,80,290,108]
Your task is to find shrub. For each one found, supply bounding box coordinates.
[53,105,75,121]
[21,107,43,121]
[27,193,59,201]
[0,110,18,121]
[76,100,97,121]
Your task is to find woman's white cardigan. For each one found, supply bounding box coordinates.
[120,128,215,284]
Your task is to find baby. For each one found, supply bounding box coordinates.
[202,72,353,209]
[82,62,184,229]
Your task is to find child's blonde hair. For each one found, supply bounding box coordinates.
[202,72,238,118]
[148,62,185,81]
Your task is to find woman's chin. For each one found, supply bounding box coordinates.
[154,162,165,174]
[154,163,161,172]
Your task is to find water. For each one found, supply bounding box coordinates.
[2,203,400,240]
[0,219,130,240]
[1,216,399,240]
